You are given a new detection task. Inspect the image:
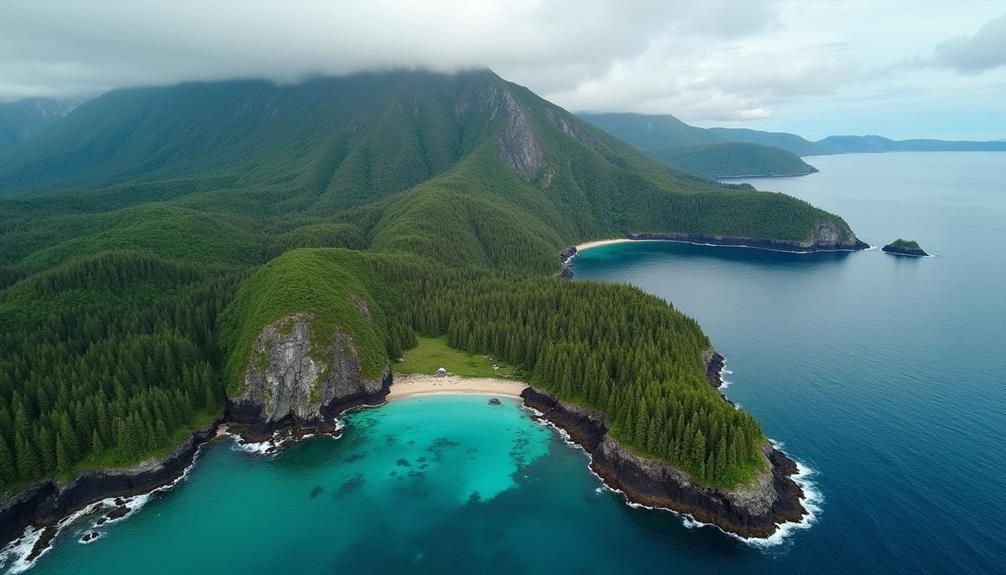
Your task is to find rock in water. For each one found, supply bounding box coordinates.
[882,239,929,257]
[488,398,502,406]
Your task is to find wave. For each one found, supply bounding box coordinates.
[229,420,343,456]
[0,436,209,573]
[525,405,821,548]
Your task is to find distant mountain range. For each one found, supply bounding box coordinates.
[581,113,1006,158]
[0,98,78,153]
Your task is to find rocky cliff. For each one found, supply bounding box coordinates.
[630,220,868,252]
[226,313,391,439]
[0,421,219,547]
[522,367,806,538]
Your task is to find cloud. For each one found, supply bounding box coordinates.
[0,0,1003,138]
[934,11,1006,73]
[0,0,778,101]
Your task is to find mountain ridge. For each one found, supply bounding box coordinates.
[583,112,1006,157]
[0,70,847,539]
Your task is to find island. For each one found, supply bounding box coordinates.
[882,239,929,257]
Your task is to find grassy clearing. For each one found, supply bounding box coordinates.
[393,336,521,379]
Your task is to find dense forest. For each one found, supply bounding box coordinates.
[648,142,817,179]
[409,275,763,486]
[0,70,862,494]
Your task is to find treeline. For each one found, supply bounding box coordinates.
[0,252,238,491]
[402,274,765,487]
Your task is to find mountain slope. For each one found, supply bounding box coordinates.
[0,98,77,153]
[579,112,819,176]
[649,142,817,178]
[578,112,723,149]
[0,70,860,522]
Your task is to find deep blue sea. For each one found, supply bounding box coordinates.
[4,152,1004,574]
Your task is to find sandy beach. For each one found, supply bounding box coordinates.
[387,373,529,400]
[575,238,634,251]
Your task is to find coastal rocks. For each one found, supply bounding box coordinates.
[558,246,578,279]
[488,398,502,406]
[521,380,806,539]
[560,245,578,263]
[703,349,726,389]
[0,420,219,547]
[882,240,929,257]
[629,220,869,253]
[226,313,391,439]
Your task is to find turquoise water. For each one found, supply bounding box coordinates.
[7,152,1006,574]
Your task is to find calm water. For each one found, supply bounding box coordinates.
[8,152,1006,574]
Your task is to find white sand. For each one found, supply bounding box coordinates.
[575,238,634,251]
[387,373,529,400]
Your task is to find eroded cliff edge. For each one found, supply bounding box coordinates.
[225,312,391,440]
[0,421,219,547]
[521,351,806,539]
[631,220,868,252]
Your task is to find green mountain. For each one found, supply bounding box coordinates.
[579,112,818,176]
[578,112,722,149]
[813,135,1006,154]
[0,98,77,154]
[649,142,817,178]
[705,126,820,156]
[0,70,865,498]
[583,112,1006,157]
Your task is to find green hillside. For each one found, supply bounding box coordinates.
[650,142,818,178]
[578,112,722,149]
[580,113,819,176]
[0,98,76,154]
[0,70,865,494]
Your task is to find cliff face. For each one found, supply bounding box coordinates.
[522,382,806,538]
[0,421,219,546]
[226,313,391,437]
[496,90,544,181]
[630,220,869,253]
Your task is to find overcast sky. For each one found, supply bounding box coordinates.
[2,0,1004,140]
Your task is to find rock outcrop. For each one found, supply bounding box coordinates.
[522,386,805,538]
[496,91,544,181]
[629,220,869,253]
[703,349,726,388]
[882,241,929,257]
[226,313,391,438]
[0,421,219,546]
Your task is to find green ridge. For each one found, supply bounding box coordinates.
[0,69,865,494]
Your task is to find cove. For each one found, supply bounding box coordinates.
[5,151,1004,574]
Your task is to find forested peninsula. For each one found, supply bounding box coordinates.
[0,70,865,541]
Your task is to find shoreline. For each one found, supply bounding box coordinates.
[2,359,808,558]
[573,235,870,256]
[386,373,528,401]
[522,383,808,539]
[0,420,222,565]
[559,233,869,280]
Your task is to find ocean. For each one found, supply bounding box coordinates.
[6,152,1004,574]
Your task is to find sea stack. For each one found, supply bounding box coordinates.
[882,239,929,257]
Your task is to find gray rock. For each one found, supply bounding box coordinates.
[496,91,544,181]
[230,313,389,426]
